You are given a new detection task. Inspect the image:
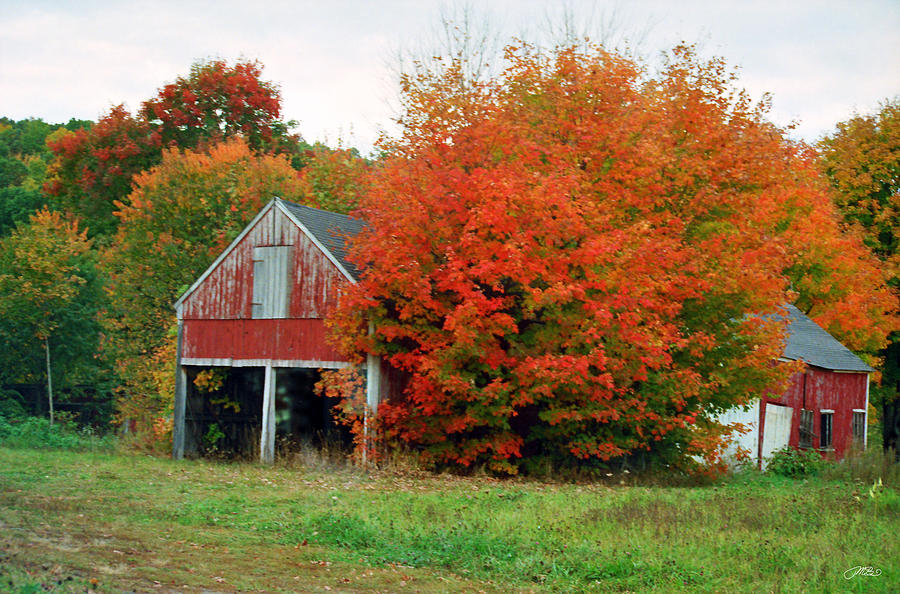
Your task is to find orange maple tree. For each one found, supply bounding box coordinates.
[327,43,895,473]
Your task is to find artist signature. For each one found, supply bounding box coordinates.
[843,566,882,579]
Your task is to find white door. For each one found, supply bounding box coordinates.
[715,400,760,465]
[761,404,793,469]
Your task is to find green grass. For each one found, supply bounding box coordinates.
[1,448,898,592]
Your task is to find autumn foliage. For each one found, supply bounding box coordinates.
[819,99,899,275]
[103,138,310,429]
[819,98,900,450]
[45,59,297,236]
[328,43,896,473]
[44,106,160,236]
[139,59,292,154]
[6,47,893,467]
[296,144,371,215]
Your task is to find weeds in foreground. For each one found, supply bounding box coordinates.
[766,446,825,477]
[819,445,900,487]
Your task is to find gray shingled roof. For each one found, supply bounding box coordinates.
[783,304,873,372]
[279,199,365,280]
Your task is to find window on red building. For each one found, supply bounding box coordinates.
[799,409,814,448]
[820,410,834,450]
[852,410,866,448]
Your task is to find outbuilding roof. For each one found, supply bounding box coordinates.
[783,304,873,373]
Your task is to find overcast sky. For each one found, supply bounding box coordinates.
[2,0,898,156]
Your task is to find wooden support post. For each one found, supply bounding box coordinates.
[364,347,381,465]
[172,318,186,460]
[260,363,276,464]
[366,353,381,415]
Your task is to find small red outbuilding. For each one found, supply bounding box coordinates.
[720,305,872,467]
[171,198,385,462]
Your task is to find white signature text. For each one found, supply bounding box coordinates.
[843,566,882,579]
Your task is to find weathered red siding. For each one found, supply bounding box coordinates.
[182,319,344,362]
[180,207,347,321]
[179,204,351,365]
[760,366,867,459]
[288,226,345,318]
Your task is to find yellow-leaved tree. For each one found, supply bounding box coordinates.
[102,138,312,438]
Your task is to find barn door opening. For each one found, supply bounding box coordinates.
[274,368,350,452]
[761,403,793,469]
[186,366,350,460]
[184,366,264,459]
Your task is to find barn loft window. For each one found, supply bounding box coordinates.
[852,409,866,447]
[820,410,834,450]
[799,409,814,449]
[252,246,293,319]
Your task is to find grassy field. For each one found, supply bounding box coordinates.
[1,446,898,593]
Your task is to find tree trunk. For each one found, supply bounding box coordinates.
[883,396,899,459]
[44,336,54,426]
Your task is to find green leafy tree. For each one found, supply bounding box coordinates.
[296,143,370,214]
[0,209,106,423]
[0,186,45,236]
[819,98,900,452]
[0,117,90,155]
[0,117,89,235]
[819,99,899,270]
[0,155,28,187]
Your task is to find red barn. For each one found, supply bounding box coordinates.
[719,305,872,467]
[171,198,388,462]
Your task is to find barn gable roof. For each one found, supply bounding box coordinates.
[783,304,873,373]
[174,198,363,312]
[278,199,364,280]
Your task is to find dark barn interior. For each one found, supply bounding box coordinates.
[183,366,348,458]
[274,368,350,449]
